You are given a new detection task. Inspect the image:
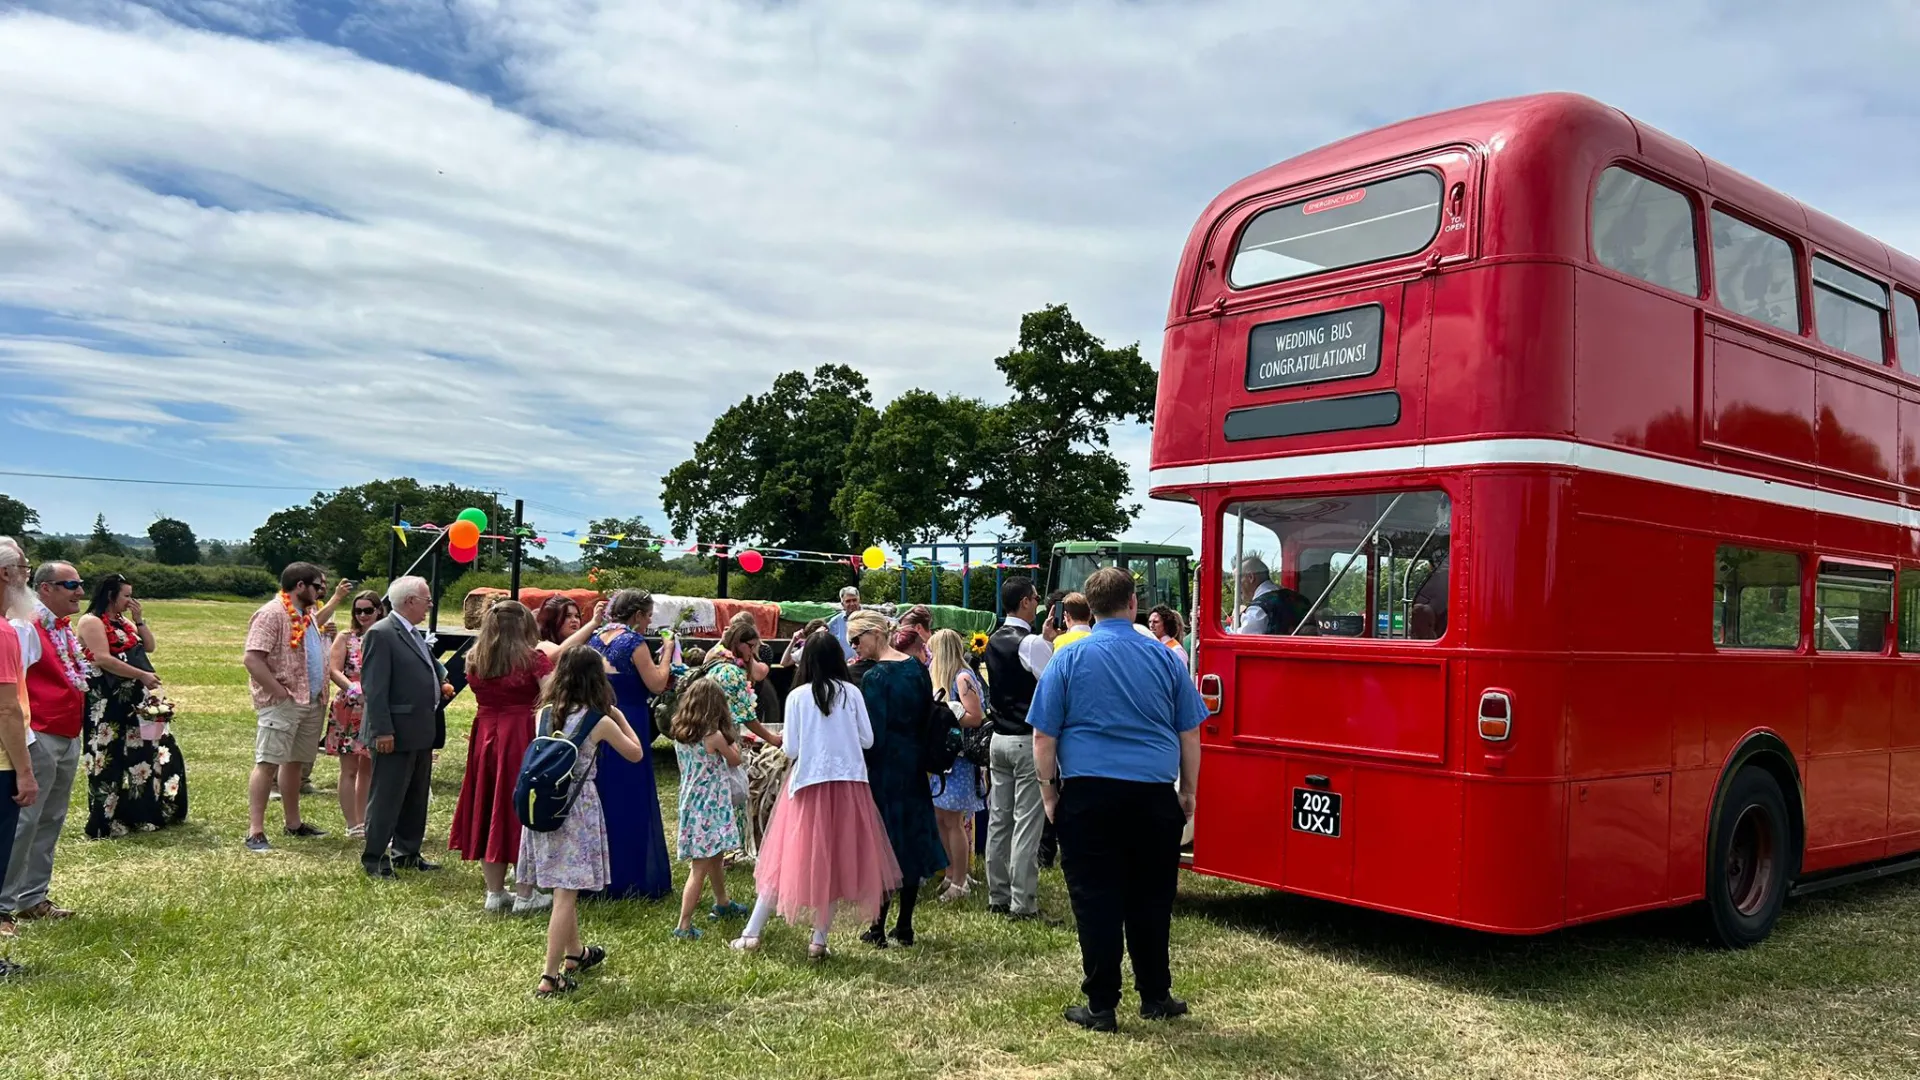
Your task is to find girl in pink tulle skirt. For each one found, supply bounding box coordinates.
[732,631,901,960]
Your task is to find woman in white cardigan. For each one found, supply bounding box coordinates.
[731,631,903,959]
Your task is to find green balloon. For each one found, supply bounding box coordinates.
[457,507,489,531]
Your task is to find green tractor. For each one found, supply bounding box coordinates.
[1045,541,1193,623]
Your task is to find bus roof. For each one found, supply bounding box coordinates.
[1053,541,1192,556]
[1170,92,1920,324]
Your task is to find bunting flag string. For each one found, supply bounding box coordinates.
[390,519,1035,574]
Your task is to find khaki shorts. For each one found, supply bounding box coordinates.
[256,698,326,766]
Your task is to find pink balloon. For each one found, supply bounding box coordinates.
[738,549,765,574]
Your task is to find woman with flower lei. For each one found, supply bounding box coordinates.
[75,574,187,838]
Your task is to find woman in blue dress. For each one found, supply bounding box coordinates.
[848,611,947,947]
[586,589,674,901]
[927,629,986,902]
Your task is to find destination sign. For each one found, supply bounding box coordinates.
[1245,304,1384,391]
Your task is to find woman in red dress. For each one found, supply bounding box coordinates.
[450,600,560,914]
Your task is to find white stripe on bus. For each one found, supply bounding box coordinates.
[1147,438,1920,531]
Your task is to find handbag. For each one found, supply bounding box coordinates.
[946,677,993,768]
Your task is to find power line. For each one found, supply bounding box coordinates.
[0,469,333,493]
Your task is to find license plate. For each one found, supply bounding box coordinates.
[1292,787,1342,838]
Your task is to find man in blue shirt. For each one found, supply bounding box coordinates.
[1031,567,1204,1032]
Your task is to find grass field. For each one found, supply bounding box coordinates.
[6,600,1920,1079]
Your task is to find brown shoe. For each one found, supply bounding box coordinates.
[18,901,73,921]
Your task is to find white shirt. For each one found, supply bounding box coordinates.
[782,680,874,794]
[1001,615,1055,676]
[1235,581,1281,635]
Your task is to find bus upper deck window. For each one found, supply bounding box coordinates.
[1229,172,1444,289]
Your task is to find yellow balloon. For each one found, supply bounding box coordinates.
[862,546,886,570]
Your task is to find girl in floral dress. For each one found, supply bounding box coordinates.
[520,646,651,998]
[324,590,380,838]
[671,679,744,940]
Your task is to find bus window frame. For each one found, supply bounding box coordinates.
[1896,290,1920,379]
[1206,476,1461,647]
[1810,252,1893,367]
[1811,556,1896,656]
[1712,544,1807,654]
[1706,202,1808,338]
[1191,146,1479,317]
[1586,161,1707,300]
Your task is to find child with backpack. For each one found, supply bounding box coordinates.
[516,646,651,997]
[671,678,745,939]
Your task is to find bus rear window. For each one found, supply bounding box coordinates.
[1229,172,1444,289]
[1221,489,1450,640]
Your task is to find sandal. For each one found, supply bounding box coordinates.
[709,901,750,920]
[807,944,832,962]
[564,945,607,973]
[535,973,577,998]
[671,926,704,941]
[729,936,761,952]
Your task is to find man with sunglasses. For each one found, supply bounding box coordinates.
[0,561,87,927]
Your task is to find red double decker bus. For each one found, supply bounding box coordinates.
[1154,93,1920,945]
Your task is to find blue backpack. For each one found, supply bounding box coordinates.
[514,706,602,833]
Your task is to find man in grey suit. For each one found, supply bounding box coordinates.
[359,576,446,878]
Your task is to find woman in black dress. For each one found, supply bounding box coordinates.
[77,575,187,837]
[848,611,946,947]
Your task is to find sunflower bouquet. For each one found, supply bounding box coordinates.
[967,631,990,659]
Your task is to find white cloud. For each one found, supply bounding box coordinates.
[0,0,1917,547]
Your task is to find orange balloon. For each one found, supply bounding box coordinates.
[448,520,480,547]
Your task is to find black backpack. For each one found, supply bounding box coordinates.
[513,706,602,833]
[921,685,963,780]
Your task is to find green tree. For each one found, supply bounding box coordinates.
[580,517,666,571]
[250,480,503,577]
[84,514,126,557]
[0,494,38,538]
[148,517,200,565]
[977,304,1156,553]
[835,391,989,548]
[661,364,877,599]
[34,536,76,563]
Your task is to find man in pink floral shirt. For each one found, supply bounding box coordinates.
[240,562,348,853]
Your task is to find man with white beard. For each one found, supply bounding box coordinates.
[0,540,41,952]
[0,539,69,937]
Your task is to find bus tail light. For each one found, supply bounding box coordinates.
[1477,690,1512,742]
[1199,673,1223,715]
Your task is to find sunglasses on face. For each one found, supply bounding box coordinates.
[51,580,85,592]
[353,606,378,617]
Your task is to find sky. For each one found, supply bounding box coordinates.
[2,0,1918,555]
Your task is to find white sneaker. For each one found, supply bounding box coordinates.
[484,891,513,913]
[513,892,553,915]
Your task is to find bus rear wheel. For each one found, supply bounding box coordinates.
[1704,766,1790,948]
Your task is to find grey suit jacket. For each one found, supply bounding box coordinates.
[360,613,445,752]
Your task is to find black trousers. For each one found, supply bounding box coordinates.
[1054,777,1185,1012]
[362,748,433,873]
